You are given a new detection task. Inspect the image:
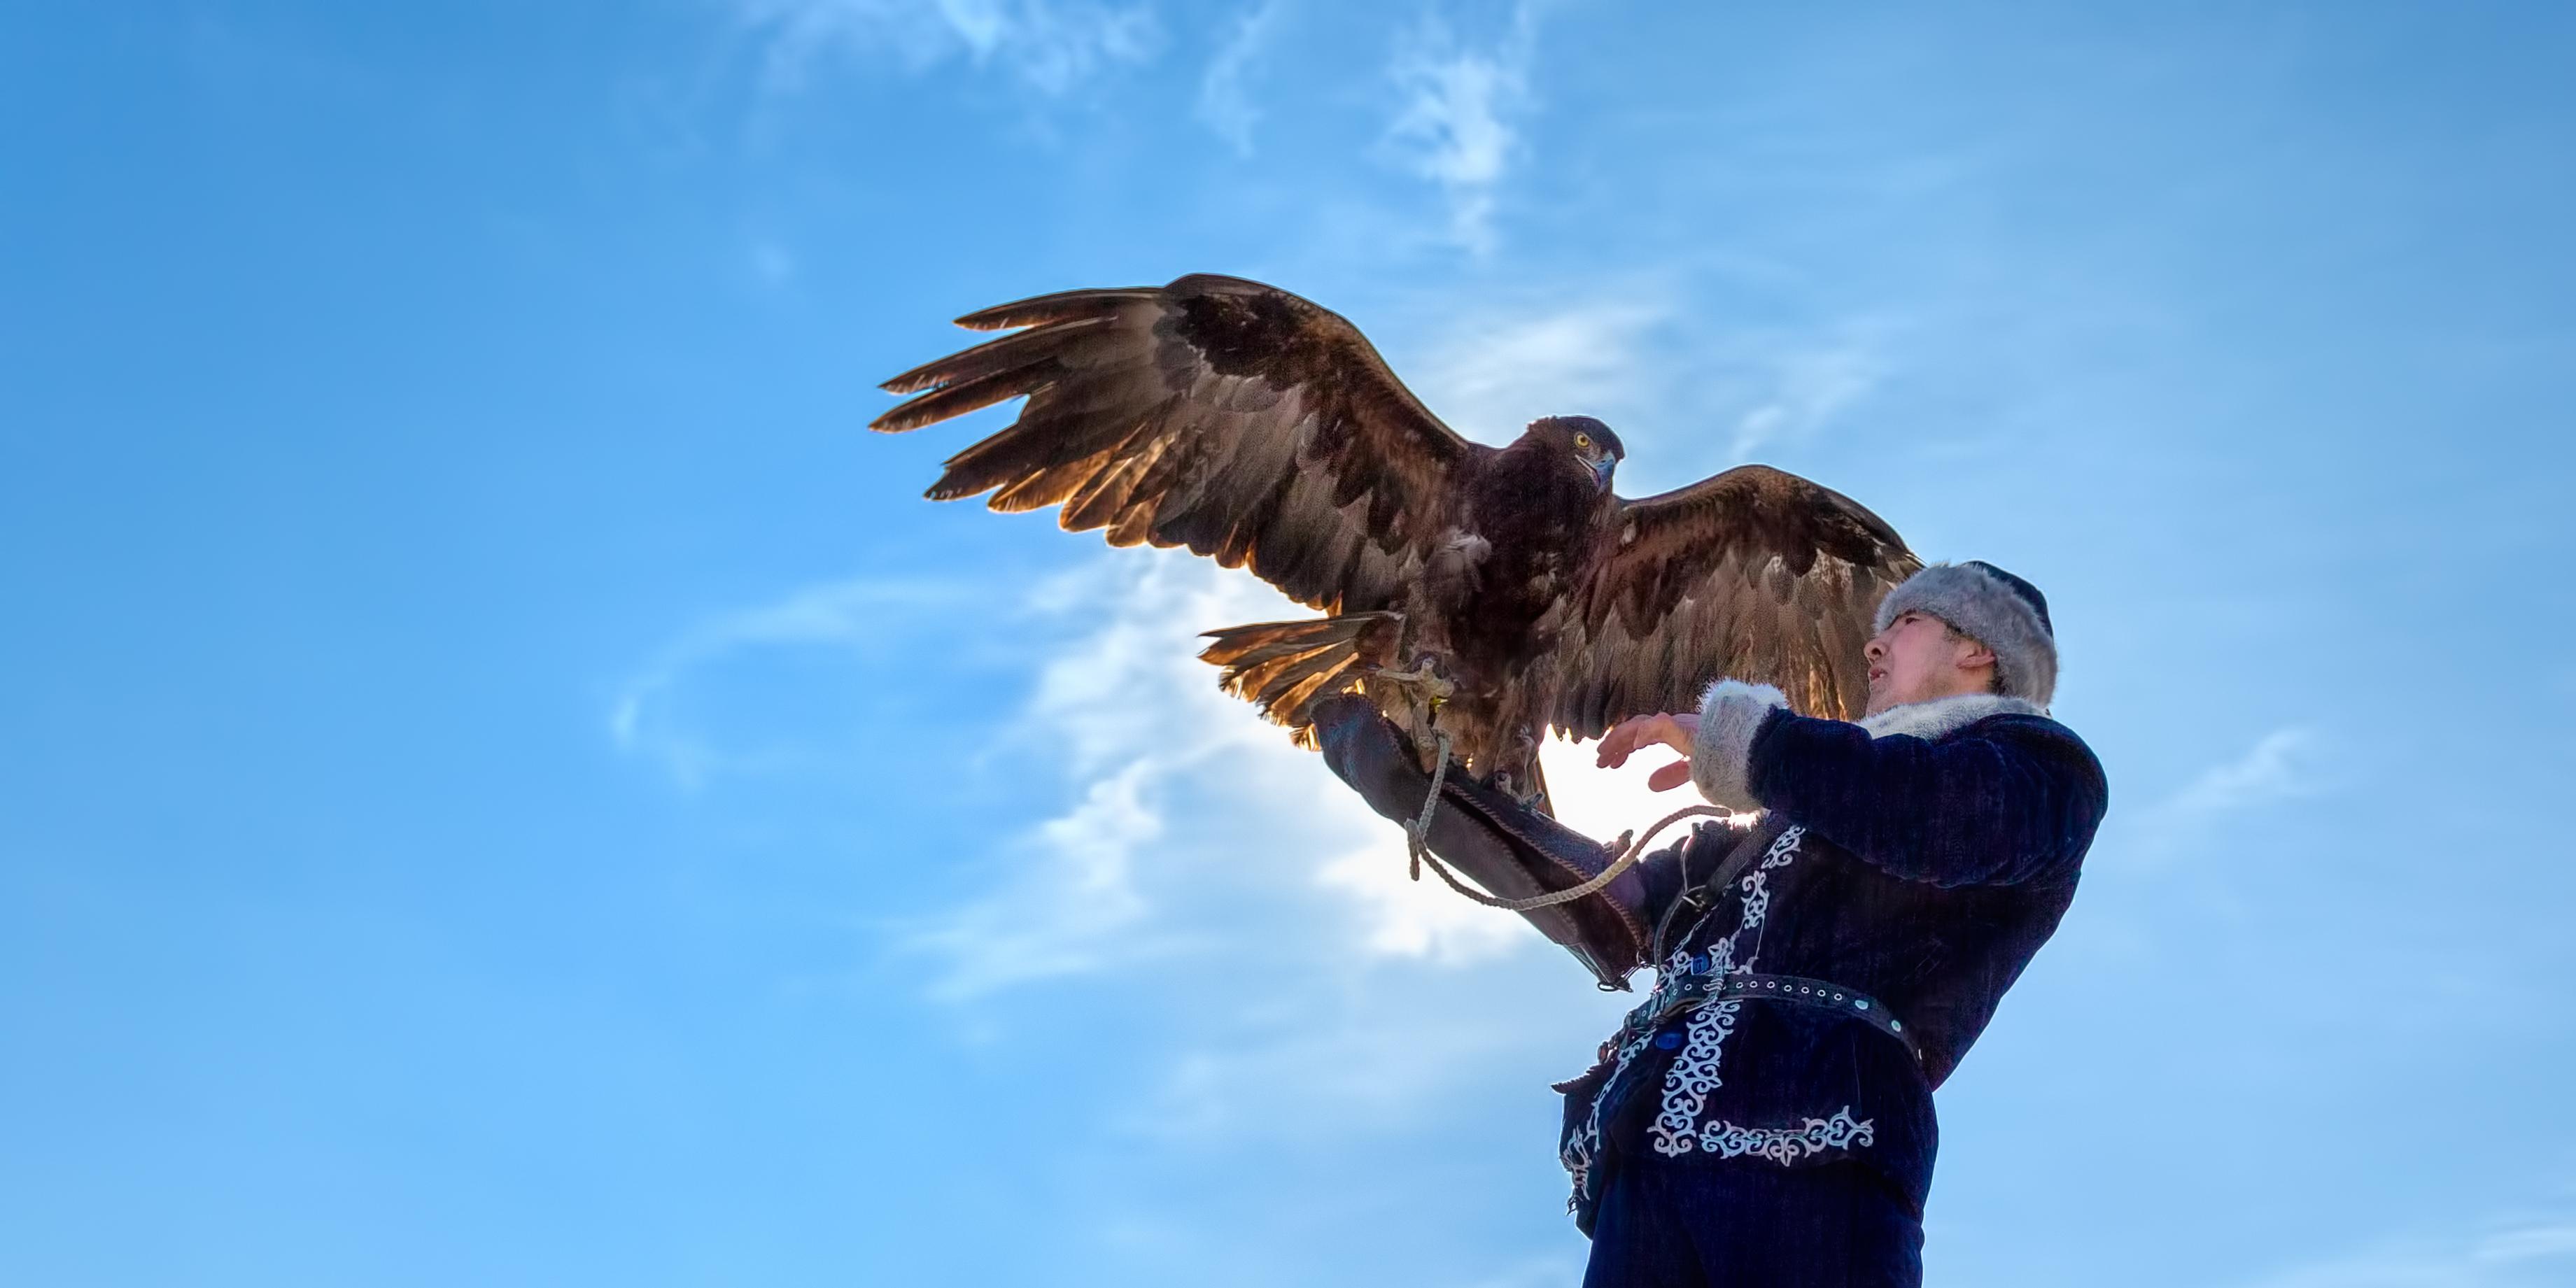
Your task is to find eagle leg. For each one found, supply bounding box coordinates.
[1356,653,1465,782]
[1366,658,1455,704]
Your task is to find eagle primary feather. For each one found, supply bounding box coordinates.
[873,274,1920,813]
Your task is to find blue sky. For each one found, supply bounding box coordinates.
[6,1,2575,1285]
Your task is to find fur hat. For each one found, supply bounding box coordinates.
[1872,561,2057,707]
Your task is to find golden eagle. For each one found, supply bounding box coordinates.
[874,274,1920,812]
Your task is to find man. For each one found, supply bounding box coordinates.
[1314,561,2108,1287]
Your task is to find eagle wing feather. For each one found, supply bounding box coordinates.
[1542,465,1920,737]
[875,275,1477,616]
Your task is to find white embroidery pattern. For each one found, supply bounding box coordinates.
[1638,825,1840,1163]
[1647,1000,1740,1156]
[1733,823,1806,943]
[1567,822,1857,1194]
[1697,1107,1877,1163]
[1561,1027,1652,1210]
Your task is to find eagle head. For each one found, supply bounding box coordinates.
[1527,415,1625,493]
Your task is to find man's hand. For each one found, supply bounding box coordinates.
[1596,712,1701,793]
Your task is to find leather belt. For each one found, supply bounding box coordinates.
[1623,969,1920,1061]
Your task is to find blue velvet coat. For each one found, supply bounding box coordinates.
[1557,694,2109,1233]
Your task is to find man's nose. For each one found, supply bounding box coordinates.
[1864,636,1886,663]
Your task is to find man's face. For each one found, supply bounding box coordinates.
[1862,610,1990,716]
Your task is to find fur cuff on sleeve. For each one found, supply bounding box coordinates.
[1691,679,1789,812]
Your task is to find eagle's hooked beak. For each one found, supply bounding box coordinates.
[1591,455,1617,492]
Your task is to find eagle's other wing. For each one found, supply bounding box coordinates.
[1542,465,1921,738]
[873,274,1478,615]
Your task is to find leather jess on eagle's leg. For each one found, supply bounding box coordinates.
[1309,694,1654,987]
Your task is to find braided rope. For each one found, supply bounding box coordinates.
[1404,729,1726,912]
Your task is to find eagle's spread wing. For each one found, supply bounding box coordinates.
[1543,466,1921,737]
[873,274,1477,615]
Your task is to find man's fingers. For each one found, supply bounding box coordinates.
[1596,717,1646,767]
[1598,714,1689,769]
[1647,760,1692,793]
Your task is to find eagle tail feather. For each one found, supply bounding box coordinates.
[1198,614,1403,746]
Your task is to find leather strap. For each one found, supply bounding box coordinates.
[1309,695,1652,986]
[1647,814,1777,964]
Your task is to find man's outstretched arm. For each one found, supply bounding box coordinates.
[1598,684,2107,889]
[1656,678,2105,887]
[1740,709,2106,886]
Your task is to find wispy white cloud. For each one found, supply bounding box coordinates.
[2479,1219,2576,1265]
[1195,0,1285,156]
[905,758,1167,998]
[2239,1206,2576,1288]
[1314,837,1532,962]
[1382,3,1546,253]
[886,550,1649,1145]
[2164,726,2322,819]
[905,552,1533,1001]
[1414,298,1674,434]
[2118,725,2329,863]
[1727,339,1886,460]
[610,576,969,789]
[891,543,1726,1143]
[1397,286,1894,485]
[735,0,1162,96]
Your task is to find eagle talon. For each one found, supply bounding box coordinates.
[1491,768,1548,811]
[1368,660,1456,705]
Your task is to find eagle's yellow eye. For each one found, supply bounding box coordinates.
[1574,433,1593,451]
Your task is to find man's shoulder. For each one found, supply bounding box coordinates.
[1762,694,2110,809]
[1957,710,2109,802]
[1955,707,2090,751]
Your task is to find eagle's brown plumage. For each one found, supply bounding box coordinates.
[1542,466,1916,739]
[873,274,1920,814]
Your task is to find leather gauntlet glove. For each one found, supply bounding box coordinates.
[1309,695,1652,987]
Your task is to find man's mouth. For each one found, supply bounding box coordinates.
[1867,667,1887,686]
